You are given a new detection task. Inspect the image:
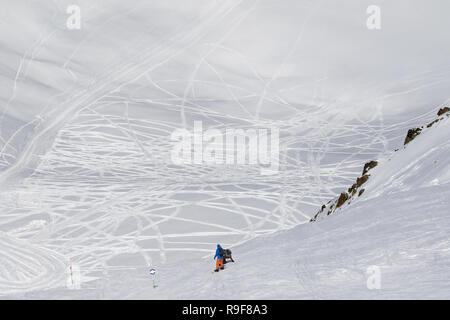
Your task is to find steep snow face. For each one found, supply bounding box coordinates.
[0,0,450,297]
[363,117,450,198]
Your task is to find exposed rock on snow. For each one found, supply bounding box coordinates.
[311,106,449,222]
[404,127,423,145]
[427,107,450,128]
[437,107,450,116]
[311,167,373,221]
[335,192,349,209]
[362,161,378,176]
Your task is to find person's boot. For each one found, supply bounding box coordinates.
[214,269,219,272]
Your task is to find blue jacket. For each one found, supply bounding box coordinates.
[214,245,223,259]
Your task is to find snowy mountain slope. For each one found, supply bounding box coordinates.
[363,114,450,199]
[311,109,450,221]
[0,0,449,298]
[132,115,450,299]
[19,109,450,299]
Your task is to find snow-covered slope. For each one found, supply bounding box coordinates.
[1,1,449,298]
[18,110,450,299]
[138,115,450,299]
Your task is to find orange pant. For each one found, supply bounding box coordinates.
[215,258,224,270]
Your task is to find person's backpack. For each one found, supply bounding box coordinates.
[219,247,225,257]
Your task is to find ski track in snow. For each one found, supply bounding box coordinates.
[0,81,442,296]
[0,0,449,297]
[0,232,66,294]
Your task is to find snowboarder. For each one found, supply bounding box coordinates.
[214,244,225,272]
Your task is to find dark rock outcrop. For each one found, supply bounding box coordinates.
[336,192,349,208]
[437,107,450,116]
[310,106,449,223]
[362,161,378,175]
[312,167,372,221]
[404,127,422,145]
[348,174,370,195]
[427,118,440,128]
[427,108,449,128]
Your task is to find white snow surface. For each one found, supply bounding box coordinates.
[0,0,449,298]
